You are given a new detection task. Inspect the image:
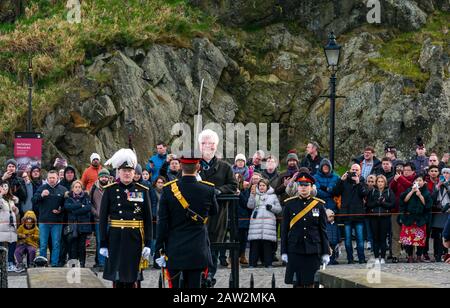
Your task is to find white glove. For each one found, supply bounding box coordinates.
[142,247,151,261]
[321,254,330,265]
[281,254,288,263]
[155,256,166,268]
[99,248,109,258]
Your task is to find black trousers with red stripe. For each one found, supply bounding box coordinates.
[168,269,203,288]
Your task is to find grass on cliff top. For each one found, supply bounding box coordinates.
[368,11,449,93]
[0,0,217,133]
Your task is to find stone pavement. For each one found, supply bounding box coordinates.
[8,260,450,288]
[6,241,450,288]
[319,263,450,288]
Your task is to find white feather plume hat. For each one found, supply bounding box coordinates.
[105,148,138,169]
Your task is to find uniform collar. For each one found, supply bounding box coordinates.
[119,181,134,189]
[181,175,198,183]
[299,195,312,201]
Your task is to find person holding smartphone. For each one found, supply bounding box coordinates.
[332,164,369,264]
[247,178,282,268]
[399,175,433,263]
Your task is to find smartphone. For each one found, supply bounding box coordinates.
[440,175,446,182]
[252,210,258,219]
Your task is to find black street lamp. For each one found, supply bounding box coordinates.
[322,32,345,168]
[27,57,33,132]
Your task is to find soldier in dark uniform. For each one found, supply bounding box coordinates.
[155,154,218,288]
[99,149,153,288]
[281,173,330,288]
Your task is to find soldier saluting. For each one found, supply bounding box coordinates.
[155,153,218,288]
[99,149,152,288]
[281,172,330,288]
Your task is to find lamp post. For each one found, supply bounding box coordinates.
[27,57,33,132]
[322,32,344,168]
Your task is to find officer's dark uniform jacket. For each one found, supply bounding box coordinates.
[281,196,329,256]
[155,176,218,270]
[99,181,152,283]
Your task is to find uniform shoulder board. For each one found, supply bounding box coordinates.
[313,197,326,204]
[103,182,118,189]
[163,179,178,187]
[136,183,149,190]
[284,196,299,203]
[199,180,215,187]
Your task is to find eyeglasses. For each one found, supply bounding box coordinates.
[429,159,437,162]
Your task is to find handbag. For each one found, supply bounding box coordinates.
[64,223,78,241]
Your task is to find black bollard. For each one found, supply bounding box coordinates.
[0,247,7,289]
[272,273,276,288]
[292,272,298,288]
[158,272,163,288]
[250,273,254,288]
[179,271,184,288]
[229,272,234,289]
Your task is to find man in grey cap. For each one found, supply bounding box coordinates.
[1,159,27,204]
[275,150,300,203]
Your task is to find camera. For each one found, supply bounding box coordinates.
[413,182,419,189]
[348,171,357,178]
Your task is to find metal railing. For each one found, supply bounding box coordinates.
[211,194,240,288]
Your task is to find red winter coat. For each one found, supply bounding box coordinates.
[389,173,416,212]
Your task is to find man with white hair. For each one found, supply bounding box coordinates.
[247,150,265,173]
[81,153,102,192]
[197,129,237,286]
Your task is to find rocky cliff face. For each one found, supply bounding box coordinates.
[42,38,238,171]
[3,1,449,170]
[190,0,449,36]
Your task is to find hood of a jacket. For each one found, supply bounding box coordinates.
[256,186,275,196]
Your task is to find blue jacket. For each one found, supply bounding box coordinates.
[411,155,429,176]
[314,159,340,211]
[443,216,450,240]
[238,189,253,229]
[146,153,167,182]
[64,192,93,234]
[326,222,340,246]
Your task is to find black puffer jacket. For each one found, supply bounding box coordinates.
[366,188,395,216]
[64,192,92,234]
